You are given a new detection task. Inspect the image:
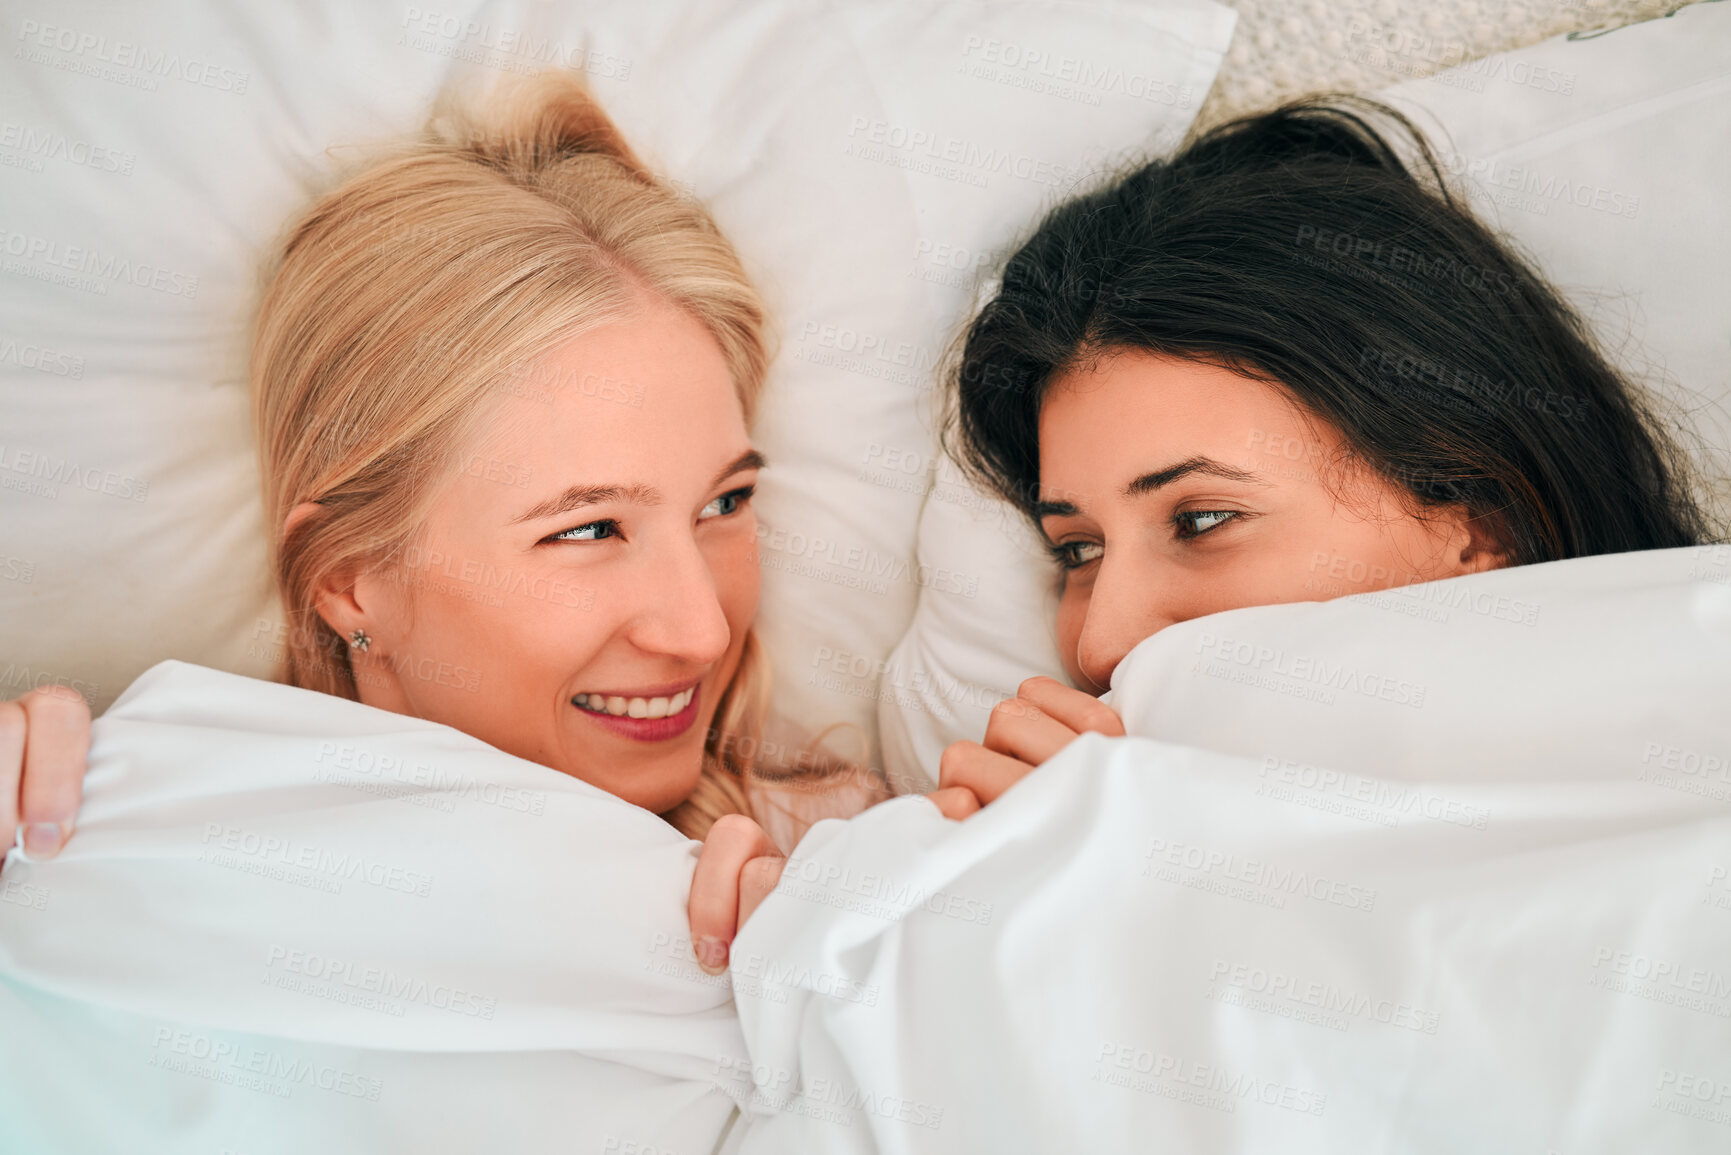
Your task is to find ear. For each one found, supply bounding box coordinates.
[1437,505,1508,576]
[283,501,372,646]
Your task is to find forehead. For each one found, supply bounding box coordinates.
[1036,352,1316,499]
[478,302,748,480]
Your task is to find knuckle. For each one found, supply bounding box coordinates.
[708,813,758,844]
[937,742,973,787]
[20,686,90,729]
[1089,704,1124,733]
[26,683,86,707]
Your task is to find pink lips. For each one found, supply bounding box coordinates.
[572,685,702,743]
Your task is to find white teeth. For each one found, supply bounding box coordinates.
[575,687,696,719]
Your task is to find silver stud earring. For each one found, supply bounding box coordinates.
[349,629,371,653]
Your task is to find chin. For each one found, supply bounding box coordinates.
[630,758,707,816]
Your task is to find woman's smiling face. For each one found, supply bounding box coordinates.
[1037,350,1504,693]
[337,295,762,813]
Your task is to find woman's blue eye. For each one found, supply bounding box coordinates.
[1174,510,1238,538]
[700,485,755,520]
[1049,540,1103,570]
[547,519,618,543]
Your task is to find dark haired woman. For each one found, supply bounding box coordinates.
[679,96,1724,930]
[925,96,1717,808]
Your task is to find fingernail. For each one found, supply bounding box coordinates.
[695,935,730,974]
[20,823,65,860]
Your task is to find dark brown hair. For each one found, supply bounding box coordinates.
[948,97,1713,562]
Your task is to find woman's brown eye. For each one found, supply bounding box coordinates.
[1174,510,1238,538]
[1050,541,1104,570]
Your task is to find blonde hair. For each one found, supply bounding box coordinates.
[253,73,770,838]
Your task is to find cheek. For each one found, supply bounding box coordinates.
[1306,519,1430,595]
[478,573,608,664]
[1053,583,1089,680]
[709,524,762,628]
[390,549,616,732]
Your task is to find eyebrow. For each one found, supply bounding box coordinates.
[512,449,767,524]
[1032,455,1263,521]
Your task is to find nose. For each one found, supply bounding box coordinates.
[621,531,733,666]
[1074,557,1176,692]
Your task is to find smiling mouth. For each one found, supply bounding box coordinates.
[573,687,696,720]
[570,683,703,743]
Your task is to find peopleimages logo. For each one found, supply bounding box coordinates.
[264,944,499,1020]
[0,335,83,377]
[1292,224,1517,298]
[713,1056,946,1131]
[1206,960,1441,1034]
[1445,153,1639,219]
[1258,756,1491,830]
[1094,1041,1329,1115]
[200,823,435,898]
[0,443,147,499]
[1143,837,1379,913]
[0,121,135,175]
[1,227,199,297]
[758,524,978,598]
[781,855,995,926]
[148,1028,382,1101]
[15,19,252,94]
[1587,946,1731,1017]
[958,36,1196,108]
[1192,631,1427,709]
[844,115,1077,189]
[398,8,633,79]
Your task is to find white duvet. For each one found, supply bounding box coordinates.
[0,666,749,1153]
[3,546,1730,1153]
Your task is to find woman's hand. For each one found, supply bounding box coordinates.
[686,688,1118,972]
[0,685,93,863]
[935,676,1124,811]
[688,814,787,975]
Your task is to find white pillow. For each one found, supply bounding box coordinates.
[878,1,1731,790]
[0,0,1236,776]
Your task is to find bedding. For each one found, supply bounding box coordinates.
[729,545,1731,1151]
[0,660,748,1153]
[5,546,1727,1151]
[877,0,1731,789]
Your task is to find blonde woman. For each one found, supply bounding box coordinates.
[1,72,949,975]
